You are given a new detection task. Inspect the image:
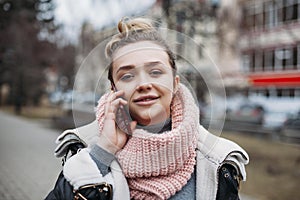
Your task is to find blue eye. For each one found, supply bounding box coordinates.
[120,74,134,81]
[150,70,162,76]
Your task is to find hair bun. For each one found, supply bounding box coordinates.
[117,17,154,34]
[117,17,129,33]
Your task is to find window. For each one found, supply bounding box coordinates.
[243,0,300,31]
[293,46,298,69]
[254,51,263,71]
[254,4,264,30]
[280,88,296,97]
[275,48,284,70]
[250,88,300,98]
[257,89,266,96]
[289,88,295,97]
[247,45,299,72]
[277,88,283,97]
[282,47,294,70]
[276,0,284,24]
[268,88,277,97]
[242,54,250,72]
[295,88,300,97]
[274,47,296,70]
[242,52,255,72]
[282,88,289,97]
[283,0,298,22]
[264,1,277,28]
[264,50,275,71]
[297,44,300,69]
[243,6,255,30]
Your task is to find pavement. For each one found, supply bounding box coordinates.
[0,110,256,200]
[0,111,61,200]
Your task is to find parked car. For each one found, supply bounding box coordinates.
[262,110,288,131]
[280,111,300,139]
[226,103,265,125]
[49,90,100,106]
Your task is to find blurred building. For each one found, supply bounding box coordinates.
[240,0,300,99]
[74,23,116,94]
[76,0,300,105]
[152,0,226,103]
[216,0,250,92]
[153,0,250,103]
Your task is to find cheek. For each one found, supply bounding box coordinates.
[118,84,136,100]
[153,75,174,90]
[166,91,174,105]
[162,87,174,104]
[162,80,175,96]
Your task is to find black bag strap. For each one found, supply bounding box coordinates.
[73,182,113,200]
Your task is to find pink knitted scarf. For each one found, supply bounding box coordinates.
[96,84,199,199]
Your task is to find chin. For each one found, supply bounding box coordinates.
[140,115,168,126]
[131,106,169,125]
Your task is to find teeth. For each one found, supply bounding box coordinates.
[135,97,158,102]
[140,98,155,102]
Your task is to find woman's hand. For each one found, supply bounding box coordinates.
[97,90,136,154]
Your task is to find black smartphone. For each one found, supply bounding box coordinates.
[112,84,133,136]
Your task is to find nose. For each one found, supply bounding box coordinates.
[136,82,153,92]
[135,70,154,92]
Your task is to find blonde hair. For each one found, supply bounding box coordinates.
[105,17,176,84]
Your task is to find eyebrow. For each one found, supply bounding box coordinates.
[116,61,164,74]
[144,61,163,67]
[116,65,135,74]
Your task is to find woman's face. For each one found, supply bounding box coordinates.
[112,41,180,125]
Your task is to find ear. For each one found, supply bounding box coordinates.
[173,75,180,93]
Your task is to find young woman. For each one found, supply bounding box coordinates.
[46,17,249,200]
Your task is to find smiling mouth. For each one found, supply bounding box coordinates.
[133,96,159,103]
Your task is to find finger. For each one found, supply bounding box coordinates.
[111,98,127,108]
[107,98,128,113]
[115,125,128,144]
[105,112,115,120]
[115,90,125,97]
[107,90,125,102]
[105,90,125,113]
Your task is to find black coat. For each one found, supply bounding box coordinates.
[45,144,241,200]
[45,165,240,200]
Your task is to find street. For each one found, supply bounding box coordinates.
[0,111,61,200]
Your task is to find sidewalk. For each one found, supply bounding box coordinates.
[0,111,61,200]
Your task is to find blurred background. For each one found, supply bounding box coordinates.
[0,0,299,199]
